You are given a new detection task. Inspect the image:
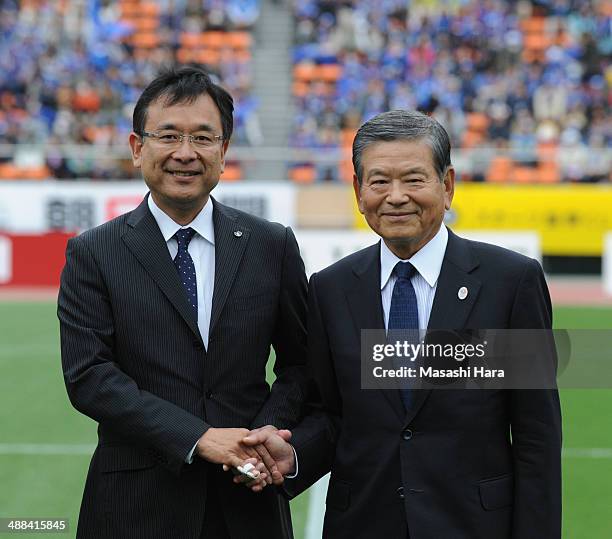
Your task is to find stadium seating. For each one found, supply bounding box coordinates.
[0,0,261,180]
[289,0,611,183]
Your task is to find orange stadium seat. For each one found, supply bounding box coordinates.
[513,166,536,183]
[524,33,551,51]
[227,32,253,50]
[176,48,195,63]
[289,166,316,184]
[72,91,101,112]
[180,33,202,48]
[292,81,309,97]
[201,32,225,49]
[0,163,20,179]
[140,3,160,16]
[461,130,484,148]
[196,49,221,66]
[339,160,354,183]
[119,2,140,17]
[221,164,242,182]
[520,17,546,34]
[133,17,159,32]
[486,156,513,183]
[537,162,561,183]
[318,64,342,82]
[131,32,160,48]
[294,63,316,82]
[20,165,51,180]
[465,112,489,133]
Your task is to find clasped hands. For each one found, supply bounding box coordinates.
[196,425,295,492]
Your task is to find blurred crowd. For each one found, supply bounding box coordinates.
[0,0,609,182]
[290,0,611,182]
[0,0,260,179]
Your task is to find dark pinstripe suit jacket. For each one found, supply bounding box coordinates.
[286,230,561,539]
[58,196,308,539]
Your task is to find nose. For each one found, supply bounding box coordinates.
[386,179,408,204]
[171,137,197,161]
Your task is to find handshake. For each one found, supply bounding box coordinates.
[196,425,296,492]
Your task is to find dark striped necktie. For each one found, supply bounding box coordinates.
[173,227,198,318]
[388,261,419,409]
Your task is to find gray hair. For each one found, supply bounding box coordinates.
[352,110,452,185]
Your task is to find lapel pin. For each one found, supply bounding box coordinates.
[234,230,243,237]
[458,286,468,300]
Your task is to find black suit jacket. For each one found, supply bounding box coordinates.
[58,196,308,539]
[287,228,561,539]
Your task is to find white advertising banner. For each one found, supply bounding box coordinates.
[603,232,612,296]
[453,230,542,262]
[295,229,541,278]
[295,229,379,276]
[0,235,11,284]
[0,181,296,233]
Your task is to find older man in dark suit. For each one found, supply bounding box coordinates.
[58,66,307,539]
[244,110,562,538]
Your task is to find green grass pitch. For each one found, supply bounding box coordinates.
[0,301,611,538]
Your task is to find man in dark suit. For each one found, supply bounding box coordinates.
[244,110,562,538]
[58,66,307,539]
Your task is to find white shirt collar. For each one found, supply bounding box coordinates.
[380,224,448,290]
[147,194,215,245]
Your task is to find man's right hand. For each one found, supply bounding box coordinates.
[196,427,266,472]
[242,426,296,485]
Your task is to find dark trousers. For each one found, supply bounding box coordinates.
[201,473,230,539]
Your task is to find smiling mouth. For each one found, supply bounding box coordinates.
[166,170,201,177]
[383,212,417,218]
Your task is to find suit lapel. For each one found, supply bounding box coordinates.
[428,229,481,330]
[122,196,202,341]
[209,198,250,334]
[345,243,406,421]
[403,229,482,426]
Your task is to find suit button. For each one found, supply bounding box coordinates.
[205,390,213,399]
[402,429,413,440]
[397,487,405,500]
[194,341,203,351]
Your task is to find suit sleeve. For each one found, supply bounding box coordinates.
[283,272,340,498]
[251,227,309,429]
[508,258,562,539]
[58,235,209,474]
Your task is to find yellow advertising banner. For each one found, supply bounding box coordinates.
[353,184,612,256]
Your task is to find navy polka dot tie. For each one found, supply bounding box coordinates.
[173,228,198,318]
[388,261,419,409]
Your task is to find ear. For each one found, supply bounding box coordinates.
[353,174,365,214]
[443,166,455,210]
[128,132,143,169]
[219,139,230,172]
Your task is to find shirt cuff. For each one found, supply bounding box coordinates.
[284,445,299,478]
[185,440,198,464]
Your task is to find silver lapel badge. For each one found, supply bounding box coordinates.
[458,286,468,300]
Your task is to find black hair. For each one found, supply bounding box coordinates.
[133,65,234,140]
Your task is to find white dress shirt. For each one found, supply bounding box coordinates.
[148,195,215,347]
[380,224,448,330]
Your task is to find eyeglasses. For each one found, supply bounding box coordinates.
[140,130,224,149]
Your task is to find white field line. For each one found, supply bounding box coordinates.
[563,447,612,458]
[0,444,609,459]
[304,447,612,539]
[0,444,95,455]
[0,343,59,359]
